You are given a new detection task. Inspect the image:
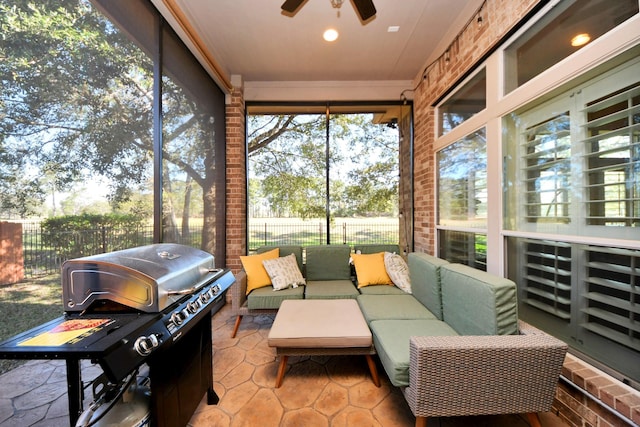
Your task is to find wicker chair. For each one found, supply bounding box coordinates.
[403,321,568,427]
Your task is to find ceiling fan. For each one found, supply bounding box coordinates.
[281,0,377,22]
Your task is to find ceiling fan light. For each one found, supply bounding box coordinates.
[323,28,339,42]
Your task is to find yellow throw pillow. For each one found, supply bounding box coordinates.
[352,252,393,288]
[240,248,279,295]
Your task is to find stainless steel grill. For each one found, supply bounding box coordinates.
[62,243,221,313]
[0,243,235,427]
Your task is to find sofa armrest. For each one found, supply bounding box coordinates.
[231,270,248,313]
[403,320,568,418]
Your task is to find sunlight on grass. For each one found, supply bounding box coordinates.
[0,274,63,374]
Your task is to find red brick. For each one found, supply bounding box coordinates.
[573,367,600,389]
[614,392,640,420]
[600,385,630,409]
[586,375,615,398]
[632,405,640,426]
[562,360,584,379]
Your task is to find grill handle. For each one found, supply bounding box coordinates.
[166,268,223,296]
[167,286,201,296]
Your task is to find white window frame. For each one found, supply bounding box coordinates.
[434,0,640,276]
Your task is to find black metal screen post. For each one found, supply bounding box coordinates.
[152,15,163,244]
[325,104,331,245]
[340,223,343,244]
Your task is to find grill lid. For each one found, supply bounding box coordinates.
[62,243,217,313]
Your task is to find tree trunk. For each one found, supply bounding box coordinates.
[182,176,192,239]
[201,180,216,255]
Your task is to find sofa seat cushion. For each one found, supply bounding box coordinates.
[440,263,518,336]
[247,285,305,310]
[358,285,407,295]
[304,280,359,299]
[356,294,437,323]
[370,319,459,387]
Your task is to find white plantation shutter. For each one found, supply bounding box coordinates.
[581,83,640,226]
[521,113,572,224]
[521,239,572,320]
[583,246,640,352]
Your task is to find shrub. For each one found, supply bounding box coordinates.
[41,213,146,261]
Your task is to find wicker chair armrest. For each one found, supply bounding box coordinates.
[404,327,568,418]
[231,270,248,312]
[517,319,549,335]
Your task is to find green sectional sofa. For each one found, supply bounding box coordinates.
[231,244,400,337]
[230,246,568,427]
[357,252,568,427]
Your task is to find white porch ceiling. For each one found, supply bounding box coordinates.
[153,0,483,92]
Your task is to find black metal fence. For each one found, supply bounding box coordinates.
[248,221,399,251]
[20,222,203,277]
[18,220,398,276]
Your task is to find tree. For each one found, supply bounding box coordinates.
[0,1,220,252]
[247,113,399,219]
[1,0,154,217]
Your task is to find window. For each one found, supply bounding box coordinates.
[437,128,487,228]
[246,104,404,250]
[438,69,486,136]
[583,83,640,226]
[161,25,227,255]
[504,0,638,93]
[504,57,640,383]
[436,128,487,269]
[508,237,640,383]
[439,230,486,270]
[522,113,571,224]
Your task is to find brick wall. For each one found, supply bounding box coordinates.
[410,0,541,255]
[0,222,24,285]
[225,81,246,278]
[558,354,640,426]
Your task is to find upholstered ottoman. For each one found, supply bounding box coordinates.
[267,299,379,387]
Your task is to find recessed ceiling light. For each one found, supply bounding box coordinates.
[571,33,591,47]
[323,28,339,42]
[388,26,400,33]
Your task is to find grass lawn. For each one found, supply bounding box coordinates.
[0,274,64,374]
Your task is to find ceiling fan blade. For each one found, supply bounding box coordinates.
[352,0,376,21]
[281,0,307,14]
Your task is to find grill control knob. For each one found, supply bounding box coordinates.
[200,291,211,304]
[171,310,187,326]
[134,334,160,356]
[187,301,200,314]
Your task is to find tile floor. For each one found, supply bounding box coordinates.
[0,303,568,427]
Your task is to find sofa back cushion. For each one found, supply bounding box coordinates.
[257,246,303,273]
[305,245,351,281]
[407,252,449,320]
[440,263,518,336]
